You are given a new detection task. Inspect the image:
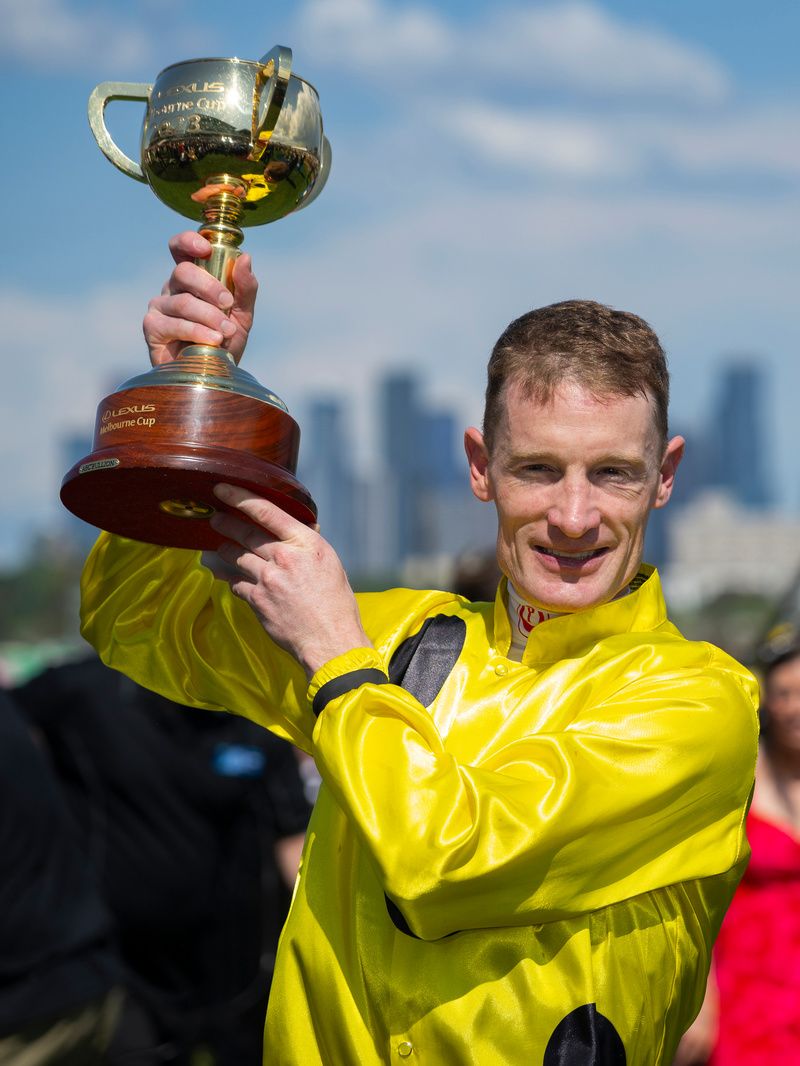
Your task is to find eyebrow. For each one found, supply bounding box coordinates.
[501,447,650,468]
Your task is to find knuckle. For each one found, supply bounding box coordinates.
[172,261,197,287]
[173,292,197,318]
[270,544,290,569]
[241,526,261,552]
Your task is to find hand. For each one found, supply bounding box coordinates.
[207,483,371,679]
[143,231,258,366]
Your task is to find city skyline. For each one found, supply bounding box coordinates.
[57,353,788,591]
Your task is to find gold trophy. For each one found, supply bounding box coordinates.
[61,48,330,548]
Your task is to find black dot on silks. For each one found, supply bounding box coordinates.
[543,1004,626,1065]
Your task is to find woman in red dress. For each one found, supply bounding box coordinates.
[674,644,800,1065]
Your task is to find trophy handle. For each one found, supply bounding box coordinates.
[294,136,332,214]
[88,81,152,183]
[253,46,293,152]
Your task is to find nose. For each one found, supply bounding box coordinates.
[546,475,601,539]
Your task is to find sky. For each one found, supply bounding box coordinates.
[2,0,800,565]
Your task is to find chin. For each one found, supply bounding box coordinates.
[517,572,619,614]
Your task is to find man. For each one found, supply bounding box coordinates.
[80,231,759,1065]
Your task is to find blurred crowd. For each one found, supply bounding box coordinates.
[0,654,313,1065]
[0,554,797,1064]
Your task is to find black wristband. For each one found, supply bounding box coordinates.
[312,668,390,717]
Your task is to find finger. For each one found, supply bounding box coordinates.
[143,309,235,354]
[210,509,280,555]
[168,230,213,265]
[213,484,311,543]
[149,289,235,331]
[167,262,235,311]
[215,541,264,582]
[200,549,244,583]
[230,254,258,317]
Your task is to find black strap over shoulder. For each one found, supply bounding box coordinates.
[388,614,467,708]
[312,668,389,718]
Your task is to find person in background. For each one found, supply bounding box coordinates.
[674,642,800,1065]
[13,653,311,1066]
[0,686,123,1064]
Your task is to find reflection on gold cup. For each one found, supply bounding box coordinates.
[60,48,330,549]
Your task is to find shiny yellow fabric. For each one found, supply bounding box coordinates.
[81,535,759,1065]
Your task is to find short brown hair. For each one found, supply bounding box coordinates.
[483,299,670,451]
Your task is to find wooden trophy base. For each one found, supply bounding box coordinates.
[61,371,316,550]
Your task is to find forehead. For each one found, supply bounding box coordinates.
[495,378,662,458]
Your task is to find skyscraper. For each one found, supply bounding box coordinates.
[379,372,426,566]
[377,370,495,570]
[709,360,772,510]
[298,397,363,574]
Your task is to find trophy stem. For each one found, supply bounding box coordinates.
[193,175,247,290]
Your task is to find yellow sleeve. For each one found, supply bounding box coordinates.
[309,649,759,940]
[80,532,316,748]
[79,533,458,752]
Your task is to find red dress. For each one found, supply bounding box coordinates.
[711,810,800,1063]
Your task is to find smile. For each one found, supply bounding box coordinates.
[535,546,610,567]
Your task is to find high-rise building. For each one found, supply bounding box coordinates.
[298,397,363,574]
[376,371,488,570]
[651,361,773,576]
[297,372,497,577]
[379,372,426,566]
[419,409,462,489]
[709,360,772,509]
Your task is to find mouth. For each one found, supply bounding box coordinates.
[535,546,610,570]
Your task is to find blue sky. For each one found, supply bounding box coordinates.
[2,0,800,564]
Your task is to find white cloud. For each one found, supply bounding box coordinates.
[480,2,729,103]
[436,100,800,182]
[0,0,153,71]
[651,106,800,176]
[298,0,453,69]
[443,103,639,178]
[297,0,729,105]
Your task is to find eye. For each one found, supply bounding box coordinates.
[518,463,558,479]
[596,466,630,481]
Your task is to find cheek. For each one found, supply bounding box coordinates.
[494,494,531,533]
[768,705,799,730]
[618,501,652,540]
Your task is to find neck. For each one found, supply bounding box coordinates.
[505,583,562,661]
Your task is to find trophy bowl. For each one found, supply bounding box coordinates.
[60,48,330,549]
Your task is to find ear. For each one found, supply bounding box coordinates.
[464,427,493,502]
[653,435,685,509]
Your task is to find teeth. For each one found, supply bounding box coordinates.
[549,549,597,560]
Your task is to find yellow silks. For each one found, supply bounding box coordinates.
[81,535,758,1065]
